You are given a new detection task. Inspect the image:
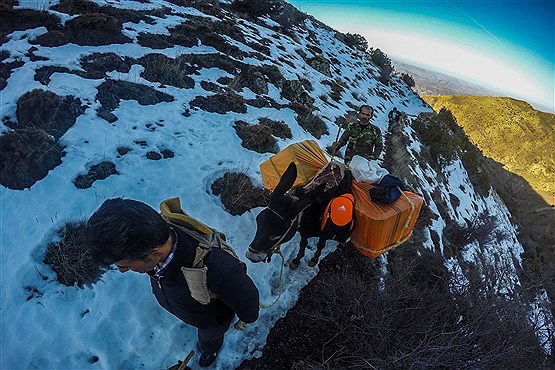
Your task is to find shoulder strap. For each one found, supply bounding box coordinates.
[160,197,240,268]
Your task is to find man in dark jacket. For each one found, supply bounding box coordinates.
[86,198,260,368]
[332,105,383,164]
[388,107,401,123]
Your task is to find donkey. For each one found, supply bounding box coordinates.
[246,162,350,269]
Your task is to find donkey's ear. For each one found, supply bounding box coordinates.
[273,162,297,196]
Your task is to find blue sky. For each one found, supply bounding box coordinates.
[289,0,555,112]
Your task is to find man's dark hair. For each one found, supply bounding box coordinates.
[359,105,374,114]
[86,198,170,266]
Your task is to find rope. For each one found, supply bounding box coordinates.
[355,232,413,256]
[399,187,416,229]
[259,249,285,309]
[234,250,285,330]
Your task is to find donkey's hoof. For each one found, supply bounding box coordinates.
[289,260,300,269]
[308,258,318,267]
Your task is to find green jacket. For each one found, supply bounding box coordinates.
[337,122,383,163]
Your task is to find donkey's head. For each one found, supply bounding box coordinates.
[246,162,325,263]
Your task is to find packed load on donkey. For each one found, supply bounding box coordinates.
[252,140,423,264]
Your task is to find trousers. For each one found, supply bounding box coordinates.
[197,316,233,353]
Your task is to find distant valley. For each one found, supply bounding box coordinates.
[391,57,499,97]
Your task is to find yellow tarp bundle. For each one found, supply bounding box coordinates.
[260,140,328,191]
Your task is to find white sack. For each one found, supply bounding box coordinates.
[349,155,389,183]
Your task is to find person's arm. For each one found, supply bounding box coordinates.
[372,126,383,158]
[208,253,260,324]
[334,124,351,148]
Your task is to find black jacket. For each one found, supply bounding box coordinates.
[148,227,260,329]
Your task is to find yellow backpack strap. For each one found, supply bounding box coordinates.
[160,197,213,235]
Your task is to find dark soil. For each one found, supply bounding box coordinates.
[237,243,380,370]
[238,238,546,370]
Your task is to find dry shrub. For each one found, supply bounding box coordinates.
[79,52,133,79]
[189,92,247,114]
[0,58,24,90]
[202,32,242,57]
[322,79,345,103]
[34,66,72,85]
[306,55,331,77]
[228,65,269,95]
[0,129,63,190]
[239,245,546,369]
[96,80,174,112]
[44,220,102,287]
[33,30,69,47]
[281,80,314,106]
[258,117,292,139]
[230,0,282,18]
[15,89,85,139]
[290,103,328,139]
[1,8,61,41]
[137,54,195,89]
[73,161,118,189]
[137,33,173,49]
[211,172,270,216]
[65,13,131,46]
[233,121,278,153]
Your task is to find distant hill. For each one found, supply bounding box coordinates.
[392,58,498,97]
[422,96,555,205]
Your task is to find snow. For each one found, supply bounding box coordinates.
[1,0,551,368]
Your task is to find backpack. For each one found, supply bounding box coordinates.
[320,170,355,242]
[159,197,240,305]
[320,193,355,242]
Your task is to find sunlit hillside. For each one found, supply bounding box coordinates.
[423,96,555,204]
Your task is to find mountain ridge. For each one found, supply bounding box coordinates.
[423,95,555,204]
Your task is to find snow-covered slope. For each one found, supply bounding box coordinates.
[1,1,550,369]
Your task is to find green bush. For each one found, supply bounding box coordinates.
[367,47,393,84]
[400,72,415,87]
[230,0,282,17]
[412,111,460,165]
[339,32,368,51]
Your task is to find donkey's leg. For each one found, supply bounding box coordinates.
[308,237,326,267]
[290,237,308,269]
